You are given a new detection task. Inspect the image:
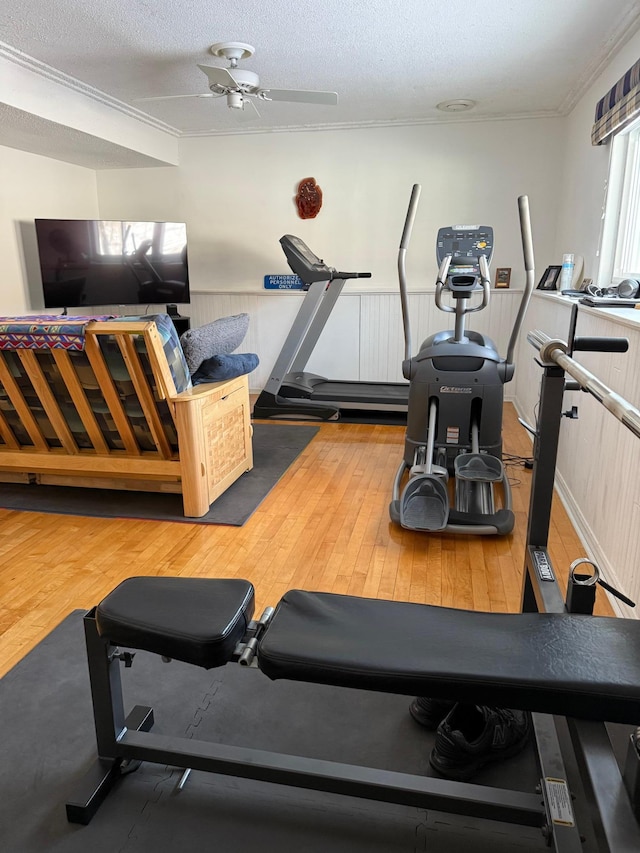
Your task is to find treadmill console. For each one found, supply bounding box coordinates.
[280,235,333,285]
[436,225,494,277]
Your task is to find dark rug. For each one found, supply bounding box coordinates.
[0,424,318,526]
[0,611,556,852]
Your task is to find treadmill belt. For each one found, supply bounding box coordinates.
[304,381,409,408]
[335,410,407,425]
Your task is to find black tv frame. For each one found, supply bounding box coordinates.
[34,219,190,312]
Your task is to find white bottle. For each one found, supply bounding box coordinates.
[559,254,575,291]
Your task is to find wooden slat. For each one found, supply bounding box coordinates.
[83,334,141,455]
[84,320,154,336]
[0,407,19,450]
[37,473,182,493]
[16,351,78,454]
[51,350,110,454]
[142,324,177,401]
[117,335,173,459]
[0,352,49,451]
[0,448,180,477]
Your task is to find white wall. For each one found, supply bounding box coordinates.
[96,118,564,294]
[92,118,563,388]
[0,144,99,313]
[2,116,562,389]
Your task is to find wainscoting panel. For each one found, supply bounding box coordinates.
[82,288,525,397]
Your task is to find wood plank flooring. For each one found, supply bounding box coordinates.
[0,403,612,678]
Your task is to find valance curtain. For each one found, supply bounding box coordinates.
[592,57,640,145]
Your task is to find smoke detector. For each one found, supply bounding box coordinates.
[436,99,476,112]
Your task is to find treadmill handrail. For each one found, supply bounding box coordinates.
[335,271,372,280]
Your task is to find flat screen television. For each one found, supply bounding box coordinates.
[34,219,190,310]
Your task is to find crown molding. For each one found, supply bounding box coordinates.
[558,5,640,114]
[0,40,180,137]
[180,110,563,138]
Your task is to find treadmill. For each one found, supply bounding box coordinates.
[253,235,409,420]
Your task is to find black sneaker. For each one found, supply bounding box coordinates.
[409,697,457,730]
[430,703,531,781]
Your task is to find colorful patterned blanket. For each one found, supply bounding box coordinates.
[0,315,115,351]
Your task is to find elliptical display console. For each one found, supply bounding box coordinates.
[436,225,494,273]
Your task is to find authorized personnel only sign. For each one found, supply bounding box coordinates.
[264,275,305,290]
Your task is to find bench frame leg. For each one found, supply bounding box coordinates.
[67,608,550,833]
[65,608,154,825]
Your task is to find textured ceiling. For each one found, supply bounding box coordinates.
[1,0,640,166]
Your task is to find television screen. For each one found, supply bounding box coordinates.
[34,219,190,309]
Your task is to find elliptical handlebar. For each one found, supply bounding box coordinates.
[434,255,454,313]
[434,253,490,317]
[518,195,535,272]
[504,195,535,368]
[398,184,422,361]
[470,254,491,313]
[397,186,535,363]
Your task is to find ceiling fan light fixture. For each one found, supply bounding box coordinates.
[436,99,476,112]
[227,91,244,110]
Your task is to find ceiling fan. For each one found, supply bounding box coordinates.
[137,42,338,118]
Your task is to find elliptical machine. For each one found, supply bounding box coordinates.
[389,185,535,535]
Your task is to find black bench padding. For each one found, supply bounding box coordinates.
[96,577,255,669]
[258,589,640,725]
[93,578,640,725]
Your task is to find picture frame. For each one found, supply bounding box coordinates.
[494,267,511,288]
[537,265,562,291]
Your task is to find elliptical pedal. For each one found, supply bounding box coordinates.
[454,453,503,483]
[399,475,449,531]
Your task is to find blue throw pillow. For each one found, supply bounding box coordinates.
[192,352,259,385]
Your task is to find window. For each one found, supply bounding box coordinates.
[93,222,185,258]
[600,116,640,285]
[614,127,640,279]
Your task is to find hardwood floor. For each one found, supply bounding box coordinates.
[0,403,612,678]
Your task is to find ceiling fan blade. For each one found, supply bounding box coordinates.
[232,107,257,123]
[197,64,239,88]
[136,93,218,102]
[244,96,261,118]
[259,89,338,106]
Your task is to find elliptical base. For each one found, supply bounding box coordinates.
[390,461,514,535]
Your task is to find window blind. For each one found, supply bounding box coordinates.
[592,57,640,146]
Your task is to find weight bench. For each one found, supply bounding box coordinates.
[67,574,640,843]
